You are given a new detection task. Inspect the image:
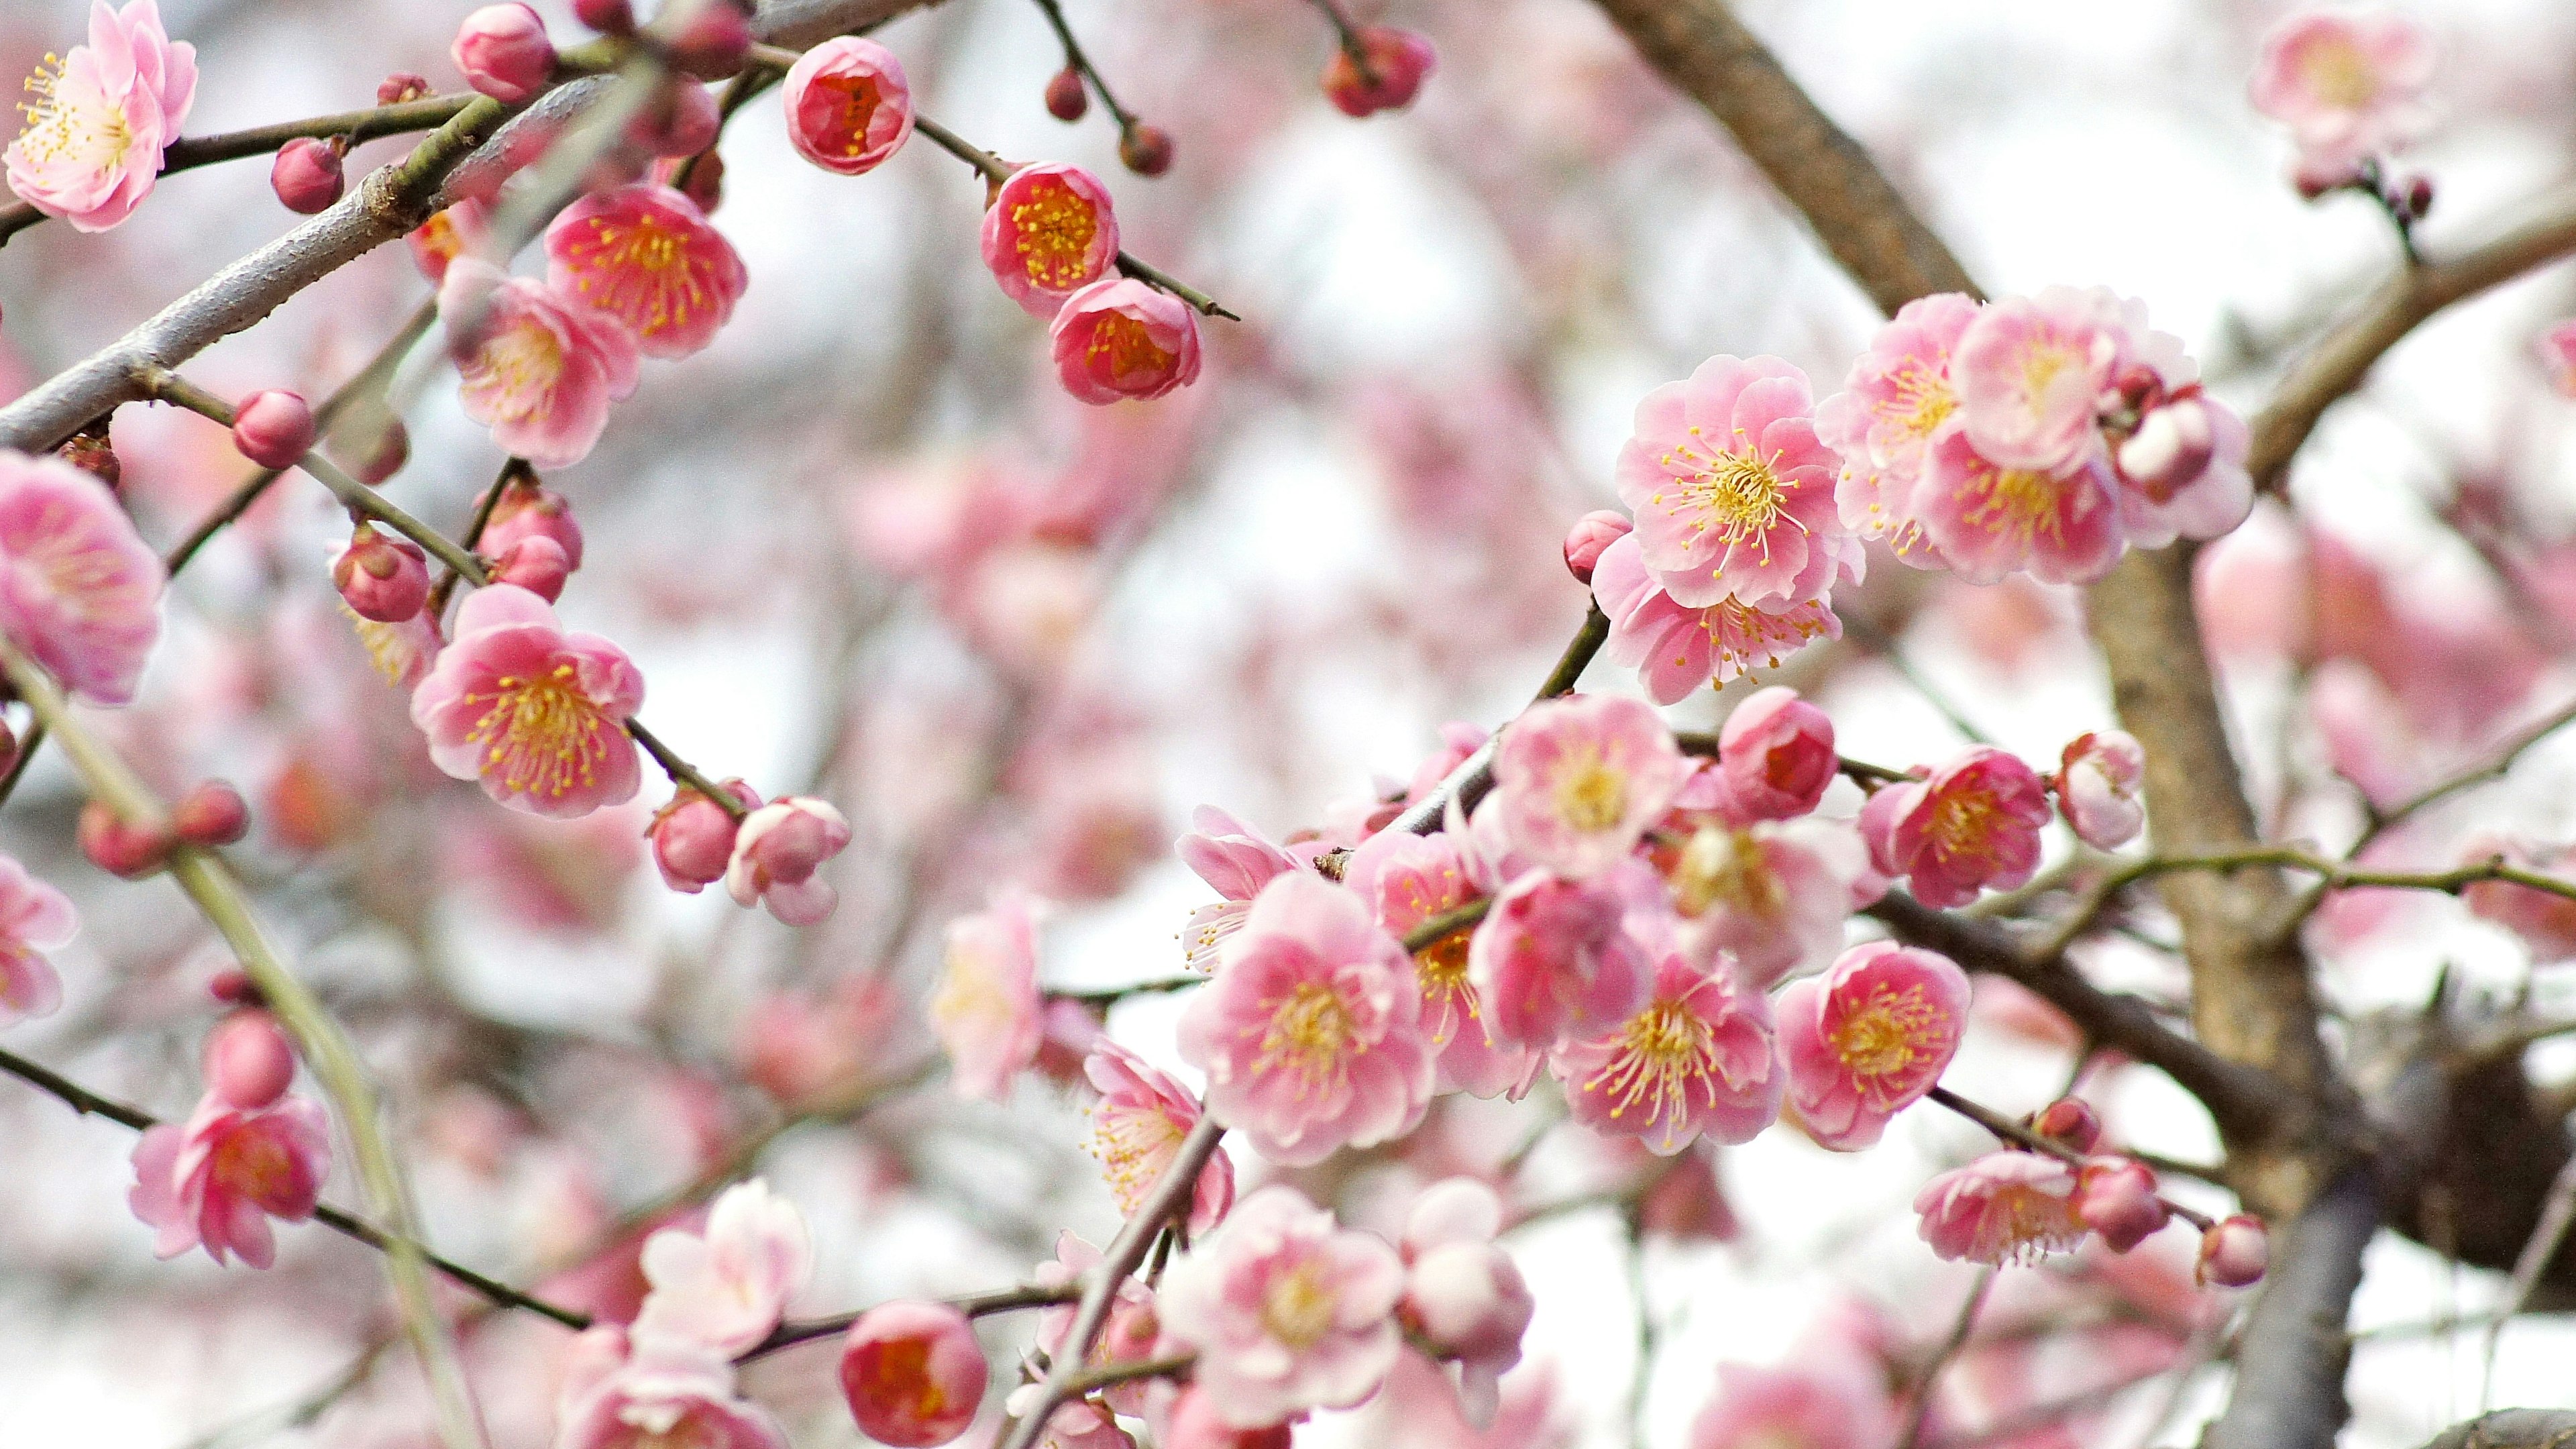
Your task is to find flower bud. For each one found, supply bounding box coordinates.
[2115,396,2216,502]
[209,968,263,1007]
[479,478,585,570]
[2055,729,2146,851]
[452,3,556,105]
[2031,1097,2102,1152]
[58,429,119,492]
[172,781,252,848]
[631,80,720,158]
[2072,1157,2169,1252]
[2198,1214,2268,1287]
[782,38,914,176]
[1714,685,1835,822]
[1561,509,1630,584]
[1118,123,1173,176]
[1403,1241,1535,1362]
[270,138,345,214]
[378,72,431,105]
[1322,26,1437,117]
[78,801,172,879]
[839,1301,985,1446]
[663,2,752,78]
[650,779,758,892]
[203,1010,296,1110]
[1044,66,1087,121]
[727,796,853,926]
[231,389,315,470]
[333,523,432,623]
[490,534,572,602]
[573,0,634,34]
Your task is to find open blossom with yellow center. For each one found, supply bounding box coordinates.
[409,584,644,819]
[782,36,915,175]
[1082,1039,1234,1232]
[1817,292,1981,564]
[1156,1185,1405,1430]
[1051,276,1204,405]
[1490,692,1689,880]
[1780,941,1971,1150]
[546,183,747,360]
[981,162,1121,316]
[1916,1150,2088,1266]
[4,0,195,233]
[1880,744,2053,908]
[129,1092,330,1269]
[2249,10,2433,170]
[1555,938,1783,1155]
[439,258,641,469]
[1617,354,1847,610]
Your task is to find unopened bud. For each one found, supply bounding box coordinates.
[573,0,634,34]
[2030,1097,2102,1152]
[2115,396,2216,503]
[2197,1214,2269,1287]
[1044,66,1088,122]
[662,1,751,78]
[172,781,252,848]
[489,534,571,602]
[378,72,431,106]
[2072,1157,2169,1252]
[78,801,173,879]
[1118,123,1173,176]
[270,137,345,214]
[231,389,316,470]
[203,1010,296,1110]
[333,523,432,622]
[1561,509,1631,584]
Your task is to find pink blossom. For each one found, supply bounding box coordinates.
[2197,1214,2269,1287]
[1345,828,1539,1097]
[1084,1038,1235,1234]
[1158,1184,1406,1428]
[545,182,747,360]
[2461,839,2576,963]
[736,975,903,1105]
[1004,1389,1137,1449]
[1160,1388,1295,1449]
[439,258,641,468]
[1323,26,1438,117]
[1711,686,1836,822]
[1051,278,1205,405]
[1397,1181,1535,1428]
[2055,730,2145,850]
[3,0,197,233]
[1688,1362,1896,1449]
[350,606,441,689]
[981,163,1122,317]
[1915,1150,2088,1265]
[0,449,164,705]
[2072,1157,2169,1252]
[1877,746,2052,908]
[480,474,587,570]
[1490,692,1688,879]
[1670,818,1866,990]
[451,3,554,105]
[1467,867,1656,1052]
[2539,319,2576,398]
[838,1300,987,1446]
[1177,804,1298,972]
[556,1330,787,1449]
[1593,533,1843,704]
[1776,941,1970,1150]
[782,37,914,175]
[1552,913,1782,1155]
[409,198,492,284]
[1950,289,2124,476]
[723,795,851,925]
[409,584,643,817]
[631,1178,812,1357]
[128,1090,330,1268]
[1818,292,1981,563]
[0,855,72,1026]
[2249,10,2434,172]
[1175,871,1433,1165]
[1615,354,1847,609]
[1914,430,2125,586]
[649,779,757,893]
[928,893,1044,1101]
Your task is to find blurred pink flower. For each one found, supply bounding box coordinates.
[1466,867,1654,1051]
[439,258,641,468]
[1159,1184,1406,1428]
[724,795,851,925]
[1709,686,1835,823]
[128,1090,329,1268]
[1951,290,2122,476]
[1915,1150,2088,1265]
[1407,722,1492,806]
[1490,692,1688,880]
[2249,9,2434,172]
[1323,26,1437,117]
[409,199,492,283]
[1051,278,1205,405]
[631,1178,812,1358]
[1616,354,1847,610]
[1819,292,1980,564]
[783,37,914,175]
[981,163,1122,317]
[929,893,1044,1101]
[1593,533,1843,704]
[409,584,643,817]
[1776,941,1970,1150]
[3,0,197,232]
[1346,828,1539,1098]
[1874,746,2051,907]
[737,975,905,1105]
[2461,838,2576,963]
[2055,730,2145,850]
[1176,871,1432,1164]
[556,1328,787,1449]
[1688,1362,1897,1449]
[546,182,747,359]
[1552,913,1781,1155]
[1177,804,1297,972]
[0,449,164,704]
[1354,1352,1575,1449]
[0,853,74,1026]
[2539,319,2576,398]
[1666,813,1874,992]
[839,1300,987,1446]
[1085,1038,1235,1234]
[1397,1179,1535,1428]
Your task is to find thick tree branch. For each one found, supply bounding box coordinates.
[2415,1411,2576,1449]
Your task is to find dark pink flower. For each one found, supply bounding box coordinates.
[0,449,164,704]
[128,1090,330,1268]
[231,388,315,468]
[724,795,851,925]
[1776,941,1970,1150]
[1915,1150,2088,1265]
[202,1011,294,1110]
[1084,1038,1235,1234]
[1913,429,2125,586]
[0,854,74,1027]
[1593,533,1843,704]
[269,136,343,213]
[928,893,1043,1101]
[981,163,1122,317]
[546,182,746,360]
[1710,686,1835,822]
[409,583,644,817]
[1051,278,1204,405]
[1491,692,1688,879]
[3,0,197,233]
[1158,1184,1406,1428]
[1615,354,1848,610]
[1552,913,1782,1155]
[1879,746,2052,908]
[451,3,554,105]
[1465,867,1654,1051]
[440,258,641,468]
[782,37,914,175]
[840,1300,986,1446]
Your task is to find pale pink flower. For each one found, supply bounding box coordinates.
[1085,1038,1235,1234]
[128,1090,330,1268]
[1615,354,1847,609]
[2072,1156,2169,1252]
[0,853,74,1026]
[1467,867,1656,1051]
[1158,1184,1407,1429]
[981,163,1122,317]
[1490,692,1688,879]
[2100,317,2255,549]
[723,796,851,926]
[782,37,914,176]
[1818,292,1981,563]
[631,1178,812,1358]
[1915,1150,2088,1265]
[3,0,196,232]
[1051,278,1204,405]
[2197,1214,2269,1287]
[0,449,164,704]
[1776,941,1970,1150]
[1176,871,1433,1165]
[1950,288,2125,476]
[2055,730,2145,850]
[838,1300,987,1446]
[1397,1180,1535,1428]
[1004,1388,1136,1449]
[545,182,747,359]
[1592,533,1843,704]
[556,1329,787,1449]
[2539,320,2576,398]
[1354,1352,1575,1449]
[1177,804,1297,972]
[1877,746,2053,908]
[1344,828,1540,1098]
[409,584,643,817]
[1688,1362,1897,1449]
[2249,10,2434,172]
[1709,686,1836,823]
[1670,818,1866,989]
[928,893,1044,1101]
[2461,838,2576,963]
[439,258,641,468]
[1913,430,2125,586]
[1552,913,1781,1155]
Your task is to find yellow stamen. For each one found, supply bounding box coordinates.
[462,662,614,799]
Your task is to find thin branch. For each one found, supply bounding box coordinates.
[2480,1152,2576,1409]
[737,1281,1079,1362]
[1897,1270,1994,1449]
[1382,600,1611,839]
[1027,0,1142,134]
[1925,1084,2212,1230]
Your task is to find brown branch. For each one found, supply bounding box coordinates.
[2413,1411,2576,1449]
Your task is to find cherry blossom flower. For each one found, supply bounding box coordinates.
[1158,1184,1407,1429]
[839,1300,987,1446]
[1592,532,1844,704]
[128,1089,330,1268]
[1913,429,2125,585]
[1051,278,1205,405]
[1466,867,1655,1052]
[981,163,1122,317]
[3,0,197,233]
[1344,828,1540,1097]
[350,606,441,688]
[2055,729,2146,850]
[1490,692,1688,879]
[724,795,851,925]
[1709,686,1837,823]
[409,584,644,818]
[630,1178,812,1358]
[1552,914,1782,1155]
[439,258,641,468]
[1175,871,1433,1165]
[0,449,165,705]
[2249,9,2435,174]
[0,854,74,1027]
[1871,746,2053,908]
[1951,290,2124,476]
[1817,291,1980,565]
[1084,1038,1235,1233]
[1669,818,1866,989]
[1397,1179,1535,1428]
[331,523,429,624]
[782,37,914,175]
[928,893,1044,1101]
[1322,26,1437,117]
[1615,354,1848,610]
[1688,1362,1897,1449]
[555,1328,788,1449]
[1177,804,1297,973]
[1776,941,1970,1150]
[1915,1150,2088,1265]
[545,182,747,359]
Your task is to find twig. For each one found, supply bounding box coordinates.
[1841,611,1992,745]
[1027,0,1143,135]
[1924,1085,2212,1231]
[1301,0,1383,87]
[737,1281,1079,1362]
[2479,1152,2576,1409]
[1897,1270,1994,1449]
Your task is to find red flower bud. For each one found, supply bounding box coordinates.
[203,1010,296,1110]
[1044,66,1088,121]
[333,523,432,622]
[2072,1157,2169,1252]
[1118,123,1173,176]
[78,801,172,879]
[2031,1096,2101,1152]
[172,781,252,848]
[651,779,759,892]
[451,3,557,105]
[209,968,264,1007]
[1322,26,1437,117]
[489,534,572,602]
[231,389,316,470]
[270,138,345,214]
